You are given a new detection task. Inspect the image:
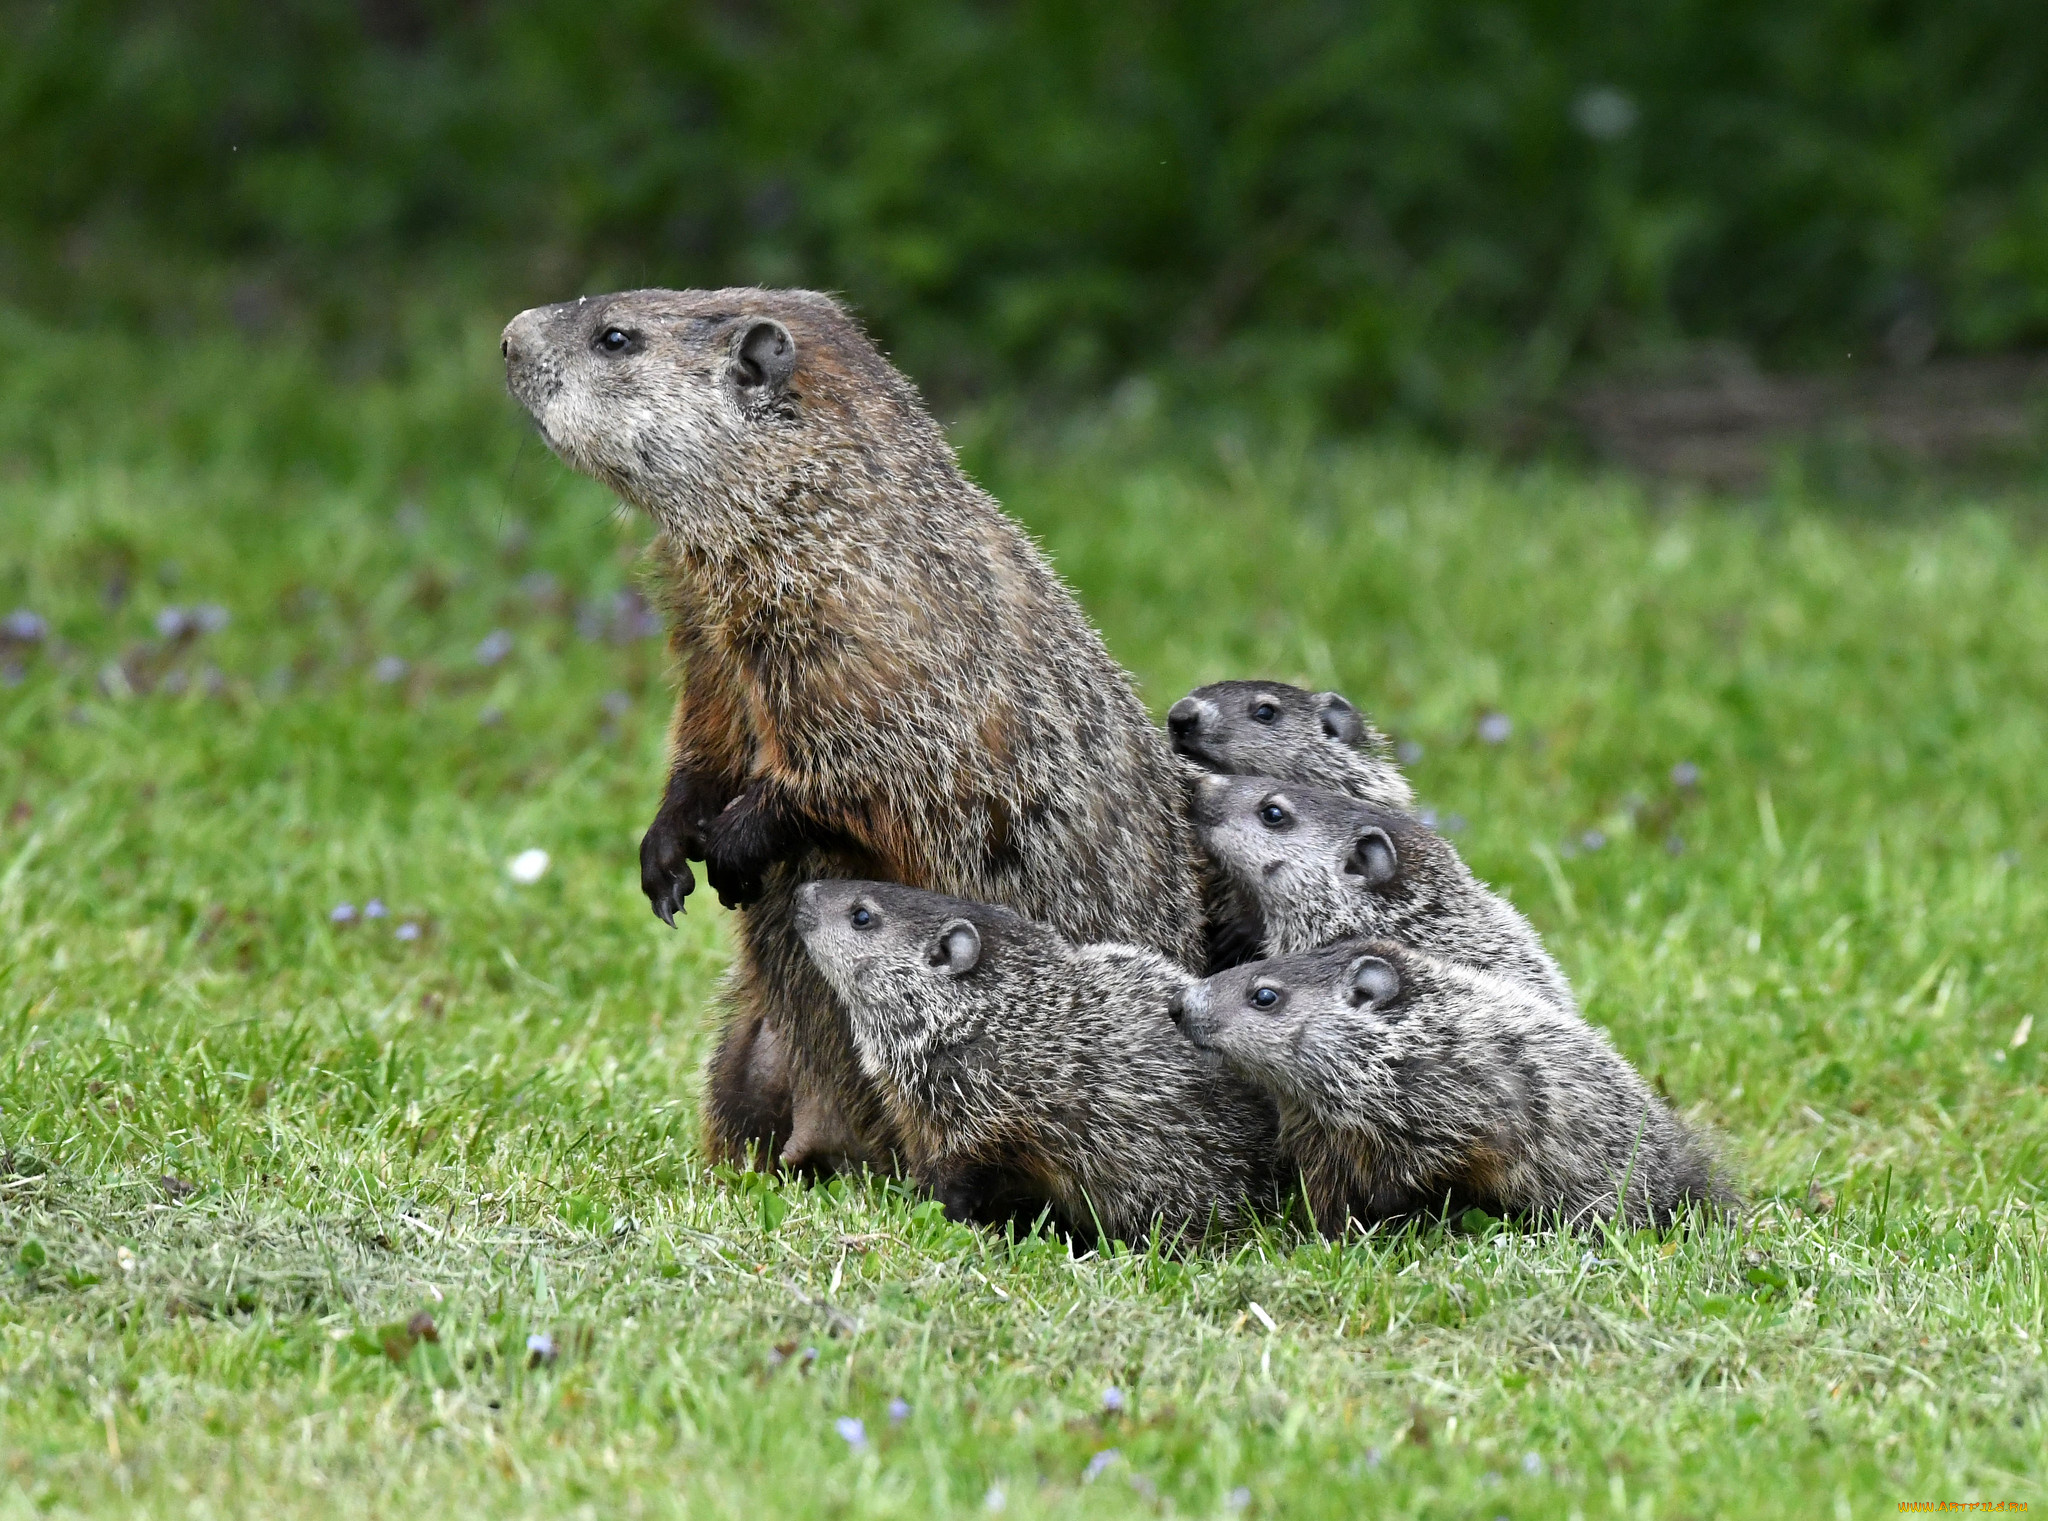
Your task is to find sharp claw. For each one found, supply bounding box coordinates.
[656,900,676,928]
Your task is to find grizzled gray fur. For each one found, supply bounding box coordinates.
[1191,772,1576,1011]
[503,289,1202,1173]
[1168,680,1412,969]
[795,880,1280,1244]
[1172,939,1733,1233]
[1168,680,1414,809]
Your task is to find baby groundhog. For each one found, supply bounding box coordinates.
[1168,680,1414,810]
[795,879,1279,1244]
[503,288,1202,1172]
[1171,940,1731,1232]
[1191,772,1576,1011]
[1167,680,1413,971]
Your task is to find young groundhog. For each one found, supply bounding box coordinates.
[1190,772,1576,1011]
[1170,939,1732,1233]
[1167,680,1414,810]
[795,879,1280,1243]
[1167,680,1412,970]
[502,289,1202,1171]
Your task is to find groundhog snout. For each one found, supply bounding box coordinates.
[1168,984,1211,1036]
[792,880,822,933]
[1166,696,1210,743]
[1187,771,1234,827]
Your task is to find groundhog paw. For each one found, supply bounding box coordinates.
[703,800,780,910]
[639,823,698,926]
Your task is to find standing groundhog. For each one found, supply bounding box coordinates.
[1190,772,1576,1010]
[795,879,1279,1242]
[1167,680,1412,969]
[1170,939,1731,1232]
[1168,681,1414,809]
[502,288,1201,1171]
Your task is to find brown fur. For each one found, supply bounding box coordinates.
[503,289,1202,1171]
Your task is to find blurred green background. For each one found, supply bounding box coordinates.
[8,0,2048,429]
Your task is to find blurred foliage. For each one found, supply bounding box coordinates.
[5,0,2048,424]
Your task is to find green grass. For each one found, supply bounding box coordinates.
[1,309,2044,1517]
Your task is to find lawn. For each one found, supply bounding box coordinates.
[1,308,2044,1518]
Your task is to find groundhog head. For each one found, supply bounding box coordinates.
[1168,680,1365,768]
[795,879,1042,1063]
[501,287,923,540]
[1190,772,1457,953]
[1169,938,1428,1115]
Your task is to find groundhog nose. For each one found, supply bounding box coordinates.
[1166,989,1187,1026]
[1189,770,1231,824]
[1166,698,1203,740]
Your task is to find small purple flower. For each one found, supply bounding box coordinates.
[394,921,422,942]
[1101,1386,1125,1414]
[834,1416,867,1449]
[1476,712,1513,746]
[478,705,506,728]
[329,902,358,925]
[601,690,632,719]
[887,1397,911,1425]
[363,899,388,919]
[155,606,191,639]
[1083,1449,1120,1483]
[372,655,409,685]
[1226,1487,1252,1511]
[1417,807,1439,830]
[1580,829,1607,853]
[1671,760,1701,789]
[1522,1452,1543,1477]
[983,1486,1006,1513]
[193,603,230,634]
[0,611,46,644]
[520,571,561,604]
[1442,812,1468,835]
[1665,833,1686,857]
[526,1332,556,1366]
[1395,740,1424,766]
[475,629,514,666]
[615,588,662,640]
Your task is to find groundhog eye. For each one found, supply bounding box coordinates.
[597,327,634,354]
[1250,985,1282,1009]
[850,907,873,928]
[1251,702,1278,724]
[1258,802,1290,828]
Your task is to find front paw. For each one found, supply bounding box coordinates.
[640,823,697,926]
[703,799,780,910]
[640,771,729,925]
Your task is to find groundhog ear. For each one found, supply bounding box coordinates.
[1345,827,1399,887]
[733,319,797,394]
[927,918,982,976]
[1318,694,1362,745]
[1348,955,1401,1009]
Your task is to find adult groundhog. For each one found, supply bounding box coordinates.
[502,288,1201,1170]
[1190,772,1576,1010]
[1168,680,1412,970]
[1170,940,1732,1233]
[795,879,1279,1242]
